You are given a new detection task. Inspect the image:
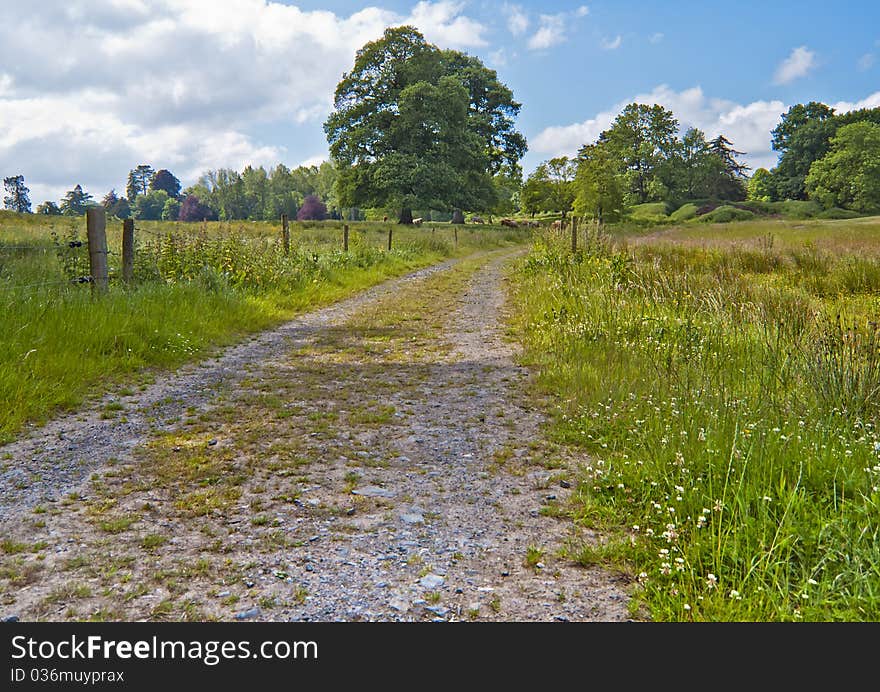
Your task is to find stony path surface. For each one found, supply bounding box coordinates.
[0,251,631,622]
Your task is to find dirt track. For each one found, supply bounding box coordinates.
[0,251,631,622]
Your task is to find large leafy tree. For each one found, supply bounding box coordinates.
[324,26,525,223]
[771,102,836,200]
[805,121,880,213]
[599,103,679,204]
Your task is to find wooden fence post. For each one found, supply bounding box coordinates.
[454,226,458,248]
[571,215,578,253]
[388,226,393,251]
[281,213,290,255]
[122,218,134,284]
[86,208,109,293]
[343,224,349,252]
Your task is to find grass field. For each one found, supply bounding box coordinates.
[0,211,529,443]
[512,216,880,621]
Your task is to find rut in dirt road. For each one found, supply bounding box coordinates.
[0,251,631,622]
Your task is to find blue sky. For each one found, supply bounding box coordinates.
[1,1,878,204]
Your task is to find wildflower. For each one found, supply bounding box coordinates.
[674,485,684,493]
[683,603,691,611]
[632,525,640,532]
[660,562,671,576]
[696,515,707,529]
[729,589,742,600]
[807,578,818,586]
[706,573,717,589]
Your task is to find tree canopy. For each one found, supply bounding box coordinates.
[324,26,525,223]
[805,121,880,213]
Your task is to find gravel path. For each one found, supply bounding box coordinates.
[0,251,631,622]
[0,259,458,515]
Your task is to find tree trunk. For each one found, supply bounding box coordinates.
[398,207,413,225]
[451,208,465,224]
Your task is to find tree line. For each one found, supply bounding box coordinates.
[4,26,880,224]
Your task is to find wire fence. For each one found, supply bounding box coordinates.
[0,211,479,297]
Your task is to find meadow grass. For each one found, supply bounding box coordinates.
[0,211,529,442]
[512,217,880,621]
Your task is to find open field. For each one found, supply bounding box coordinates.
[0,211,530,443]
[511,216,880,621]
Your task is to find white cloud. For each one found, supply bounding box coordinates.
[0,0,489,202]
[858,53,876,71]
[832,91,880,113]
[649,32,664,44]
[601,35,622,51]
[525,6,590,51]
[504,3,529,37]
[773,46,817,85]
[531,85,787,171]
[527,14,565,50]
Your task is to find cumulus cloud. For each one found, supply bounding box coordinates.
[0,0,488,202]
[858,53,876,71]
[601,35,622,50]
[773,46,817,85]
[833,91,880,112]
[527,14,565,50]
[531,85,787,171]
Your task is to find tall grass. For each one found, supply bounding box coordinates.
[0,212,530,442]
[512,219,880,621]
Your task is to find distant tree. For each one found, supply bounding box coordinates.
[162,197,181,221]
[574,143,624,223]
[133,190,169,221]
[60,185,94,216]
[126,164,155,201]
[36,201,62,215]
[178,194,217,222]
[241,165,269,219]
[747,168,776,202]
[150,169,181,199]
[600,103,680,204]
[705,135,749,200]
[805,121,880,213]
[198,169,247,220]
[3,175,31,213]
[101,189,131,218]
[771,102,837,200]
[488,163,523,219]
[297,194,327,221]
[521,157,577,218]
[325,26,523,224]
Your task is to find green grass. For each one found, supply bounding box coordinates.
[0,211,530,442]
[512,216,880,621]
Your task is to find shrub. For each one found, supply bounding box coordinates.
[781,200,822,219]
[297,195,327,221]
[669,203,698,222]
[817,207,861,220]
[698,205,756,223]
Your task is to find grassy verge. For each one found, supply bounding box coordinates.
[510,217,880,621]
[0,212,530,442]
